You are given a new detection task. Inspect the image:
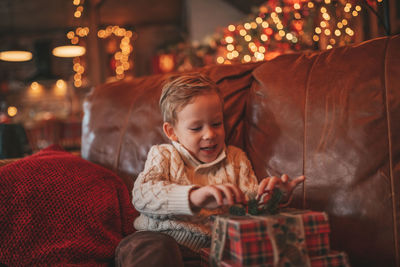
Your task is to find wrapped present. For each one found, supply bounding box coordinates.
[209,209,331,267]
[201,248,350,267]
[310,252,351,267]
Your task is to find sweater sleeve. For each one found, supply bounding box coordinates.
[230,146,259,199]
[132,145,196,217]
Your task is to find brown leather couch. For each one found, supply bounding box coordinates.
[82,35,400,267]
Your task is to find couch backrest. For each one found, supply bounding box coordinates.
[82,35,400,266]
[246,35,400,267]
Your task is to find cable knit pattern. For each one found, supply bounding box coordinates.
[0,145,137,266]
[132,142,258,251]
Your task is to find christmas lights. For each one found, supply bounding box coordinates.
[67,1,135,86]
[214,0,363,65]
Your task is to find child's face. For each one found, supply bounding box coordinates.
[163,93,225,163]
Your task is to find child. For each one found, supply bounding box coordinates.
[116,73,305,266]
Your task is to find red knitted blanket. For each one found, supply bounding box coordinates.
[0,145,138,266]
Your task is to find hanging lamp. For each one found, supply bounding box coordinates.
[0,49,33,62]
[52,45,86,58]
[0,1,33,62]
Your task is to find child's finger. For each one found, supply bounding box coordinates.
[257,176,281,200]
[225,184,245,204]
[216,185,235,205]
[209,186,224,206]
[289,175,305,187]
[265,176,280,192]
[257,178,270,199]
[281,174,289,183]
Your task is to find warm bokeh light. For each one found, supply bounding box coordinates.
[52,45,86,57]
[159,54,175,73]
[67,31,75,39]
[56,79,66,88]
[67,0,137,83]
[0,51,32,62]
[261,34,268,41]
[225,36,234,43]
[7,106,17,117]
[216,56,224,64]
[243,55,251,62]
[31,82,39,90]
[29,82,44,97]
[96,25,134,79]
[324,29,331,35]
[228,24,236,32]
[74,80,82,87]
[54,79,67,96]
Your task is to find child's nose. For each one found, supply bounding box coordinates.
[203,127,216,140]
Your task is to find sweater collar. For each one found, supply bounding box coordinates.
[172,141,226,170]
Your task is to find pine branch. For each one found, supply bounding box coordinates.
[229,188,283,216]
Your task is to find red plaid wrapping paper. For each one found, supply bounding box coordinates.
[201,248,350,267]
[210,210,331,266]
[311,252,351,267]
[296,210,331,256]
[226,217,274,265]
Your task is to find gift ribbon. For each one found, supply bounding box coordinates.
[210,216,228,267]
[263,213,311,267]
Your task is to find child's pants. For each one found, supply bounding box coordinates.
[115,231,202,267]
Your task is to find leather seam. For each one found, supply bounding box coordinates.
[114,93,137,172]
[384,35,399,266]
[302,53,320,209]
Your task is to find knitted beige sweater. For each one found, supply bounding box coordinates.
[132,141,258,251]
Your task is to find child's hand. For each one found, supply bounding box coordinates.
[189,184,245,210]
[257,174,305,205]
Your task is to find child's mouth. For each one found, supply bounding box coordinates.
[200,144,217,152]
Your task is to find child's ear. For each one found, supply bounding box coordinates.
[163,122,178,142]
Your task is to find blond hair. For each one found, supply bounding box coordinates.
[159,73,223,124]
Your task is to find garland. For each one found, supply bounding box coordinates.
[229,187,283,216]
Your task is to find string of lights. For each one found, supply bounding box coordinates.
[68,0,134,87]
[215,0,363,65]
[97,26,134,80]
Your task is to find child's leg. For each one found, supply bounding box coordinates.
[115,231,184,267]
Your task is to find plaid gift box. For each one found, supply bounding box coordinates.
[209,209,331,266]
[201,248,350,267]
[310,251,351,267]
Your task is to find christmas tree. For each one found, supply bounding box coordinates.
[213,0,363,65]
